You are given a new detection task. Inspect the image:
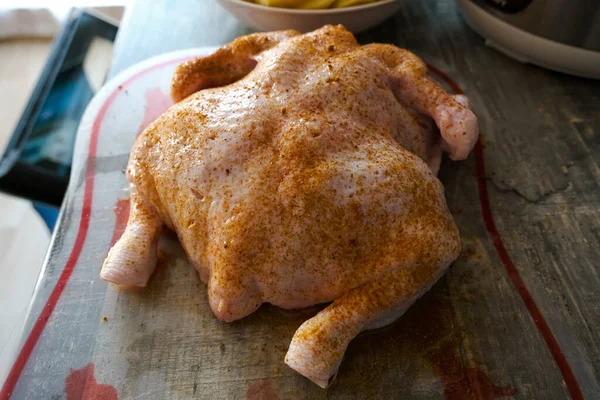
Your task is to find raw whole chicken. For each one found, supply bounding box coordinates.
[101,25,479,387]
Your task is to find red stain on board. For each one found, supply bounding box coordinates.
[110,198,130,246]
[136,87,173,137]
[443,368,516,400]
[459,248,481,262]
[65,363,117,400]
[246,379,278,400]
[361,290,516,399]
[415,298,516,400]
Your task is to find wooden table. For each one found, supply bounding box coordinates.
[2,1,599,399]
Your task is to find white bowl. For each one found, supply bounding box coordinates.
[217,0,408,33]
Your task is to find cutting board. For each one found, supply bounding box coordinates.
[2,47,596,400]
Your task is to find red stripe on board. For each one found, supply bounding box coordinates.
[0,55,193,400]
[473,141,583,400]
[0,98,103,400]
[427,64,463,95]
[428,64,583,400]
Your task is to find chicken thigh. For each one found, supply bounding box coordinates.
[101,25,479,387]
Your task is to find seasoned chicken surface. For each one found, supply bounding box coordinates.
[101,25,479,387]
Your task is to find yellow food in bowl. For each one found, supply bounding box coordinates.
[252,0,382,9]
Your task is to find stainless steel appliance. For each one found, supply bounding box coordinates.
[456,0,600,78]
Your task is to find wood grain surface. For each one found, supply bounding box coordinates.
[3,1,599,399]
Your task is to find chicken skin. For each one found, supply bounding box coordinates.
[101,25,479,387]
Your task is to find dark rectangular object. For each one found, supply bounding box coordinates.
[0,9,118,206]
